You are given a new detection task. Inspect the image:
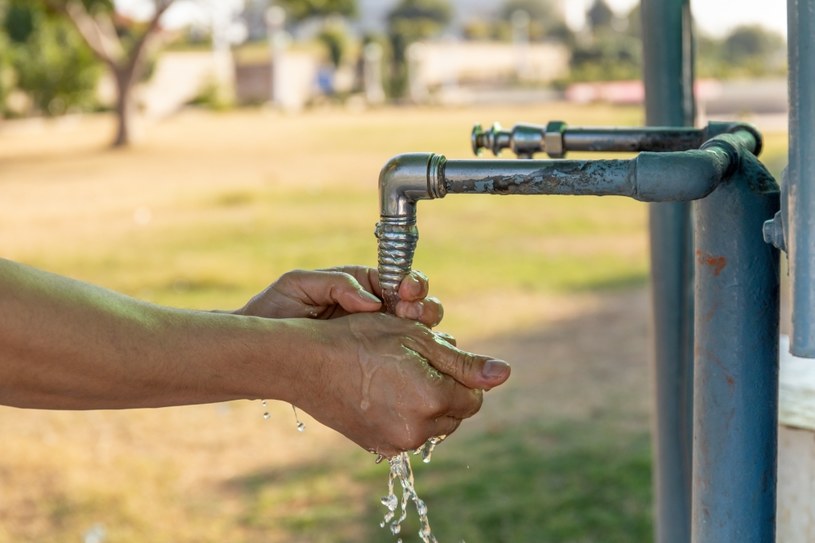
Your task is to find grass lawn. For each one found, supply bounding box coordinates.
[0,104,787,542]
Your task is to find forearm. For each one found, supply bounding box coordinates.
[0,259,314,409]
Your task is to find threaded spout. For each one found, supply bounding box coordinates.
[375,218,419,313]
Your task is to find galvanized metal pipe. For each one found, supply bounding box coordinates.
[376,132,755,309]
[641,0,696,540]
[564,127,704,153]
[692,164,780,543]
[787,0,815,357]
[440,149,730,201]
[472,123,708,157]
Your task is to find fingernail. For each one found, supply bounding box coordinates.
[481,359,510,379]
[407,273,423,290]
[358,290,381,303]
[404,301,423,320]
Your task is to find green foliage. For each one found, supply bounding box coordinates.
[570,32,641,81]
[697,25,786,78]
[274,0,356,22]
[387,0,452,54]
[385,0,452,97]
[3,1,100,116]
[565,2,642,82]
[317,23,348,68]
[4,0,34,43]
[586,0,614,33]
[462,0,572,44]
[0,32,13,115]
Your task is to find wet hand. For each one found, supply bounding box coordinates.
[296,313,510,457]
[235,267,443,327]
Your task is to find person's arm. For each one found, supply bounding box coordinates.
[0,259,510,456]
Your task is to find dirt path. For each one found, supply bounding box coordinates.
[456,287,651,438]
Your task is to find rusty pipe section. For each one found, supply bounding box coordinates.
[471,121,761,158]
[376,130,759,308]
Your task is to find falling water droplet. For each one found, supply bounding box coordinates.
[416,435,447,464]
[292,405,306,432]
[260,400,270,421]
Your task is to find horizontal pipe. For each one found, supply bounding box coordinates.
[563,127,704,153]
[376,129,763,308]
[379,130,758,220]
[471,121,761,158]
[441,148,729,202]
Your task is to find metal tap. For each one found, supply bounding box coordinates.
[376,128,766,306]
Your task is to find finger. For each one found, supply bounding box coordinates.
[323,266,381,295]
[429,416,463,440]
[298,271,382,314]
[407,334,511,390]
[395,296,443,327]
[434,331,456,347]
[441,383,483,420]
[397,270,429,302]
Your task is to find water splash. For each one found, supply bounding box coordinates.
[292,405,306,432]
[416,435,447,464]
[380,448,440,543]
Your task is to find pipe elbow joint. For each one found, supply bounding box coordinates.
[633,150,729,202]
[378,153,447,220]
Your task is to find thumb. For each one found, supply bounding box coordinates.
[311,271,382,313]
[424,340,511,390]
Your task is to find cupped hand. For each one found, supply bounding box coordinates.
[295,313,511,457]
[236,266,443,327]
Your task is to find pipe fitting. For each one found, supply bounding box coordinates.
[763,211,787,252]
[544,121,568,158]
[378,153,446,219]
[376,153,446,311]
[632,150,728,201]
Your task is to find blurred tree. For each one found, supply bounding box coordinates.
[38,0,174,146]
[568,2,640,82]
[723,24,785,72]
[317,21,347,68]
[496,0,573,44]
[0,34,11,117]
[499,0,558,20]
[586,0,614,34]
[697,25,785,78]
[4,1,100,116]
[386,0,452,98]
[0,1,10,115]
[273,0,356,22]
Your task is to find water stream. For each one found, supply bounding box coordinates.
[258,400,445,542]
[379,435,447,543]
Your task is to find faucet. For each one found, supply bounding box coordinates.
[376,124,767,307]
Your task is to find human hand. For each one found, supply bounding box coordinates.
[294,313,511,457]
[235,266,443,327]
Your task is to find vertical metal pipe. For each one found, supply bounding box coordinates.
[641,1,696,541]
[787,0,815,357]
[692,177,779,542]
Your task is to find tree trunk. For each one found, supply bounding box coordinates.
[112,67,133,148]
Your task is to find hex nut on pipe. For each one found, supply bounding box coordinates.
[544,121,567,158]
